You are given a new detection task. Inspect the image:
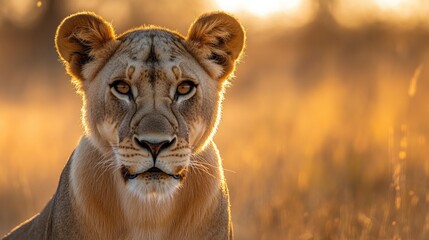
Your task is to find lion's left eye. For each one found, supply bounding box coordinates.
[176,81,196,96]
[112,80,131,95]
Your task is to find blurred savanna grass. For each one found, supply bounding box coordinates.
[2,0,429,239]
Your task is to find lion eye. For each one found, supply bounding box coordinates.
[176,81,196,96]
[112,80,131,95]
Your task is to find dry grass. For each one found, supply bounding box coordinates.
[217,71,429,239]
[0,86,81,232]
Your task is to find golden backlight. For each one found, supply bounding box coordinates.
[374,0,404,9]
[214,0,302,16]
[333,0,429,28]
[2,0,429,239]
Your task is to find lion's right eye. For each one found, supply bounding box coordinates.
[111,80,131,95]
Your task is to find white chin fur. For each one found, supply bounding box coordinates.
[126,178,180,203]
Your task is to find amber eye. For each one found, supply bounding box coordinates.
[176,81,196,96]
[112,80,131,95]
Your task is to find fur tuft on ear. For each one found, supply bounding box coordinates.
[55,12,116,80]
[187,12,245,80]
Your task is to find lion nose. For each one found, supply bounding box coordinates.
[134,137,176,161]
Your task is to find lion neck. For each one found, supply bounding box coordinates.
[70,136,223,239]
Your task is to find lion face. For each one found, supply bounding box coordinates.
[55,12,244,201]
[88,31,218,200]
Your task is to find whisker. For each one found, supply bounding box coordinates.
[189,162,217,179]
[191,154,236,174]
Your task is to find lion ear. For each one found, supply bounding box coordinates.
[55,12,116,80]
[186,12,245,80]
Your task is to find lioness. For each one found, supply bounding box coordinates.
[4,11,244,240]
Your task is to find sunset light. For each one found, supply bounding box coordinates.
[332,0,429,28]
[374,0,404,10]
[215,0,302,16]
[3,0,429,239]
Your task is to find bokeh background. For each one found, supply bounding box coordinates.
[2,0,429,239]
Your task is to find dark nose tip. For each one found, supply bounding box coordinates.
[134,137,176,160]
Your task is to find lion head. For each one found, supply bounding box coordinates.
[55,12,245,201]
